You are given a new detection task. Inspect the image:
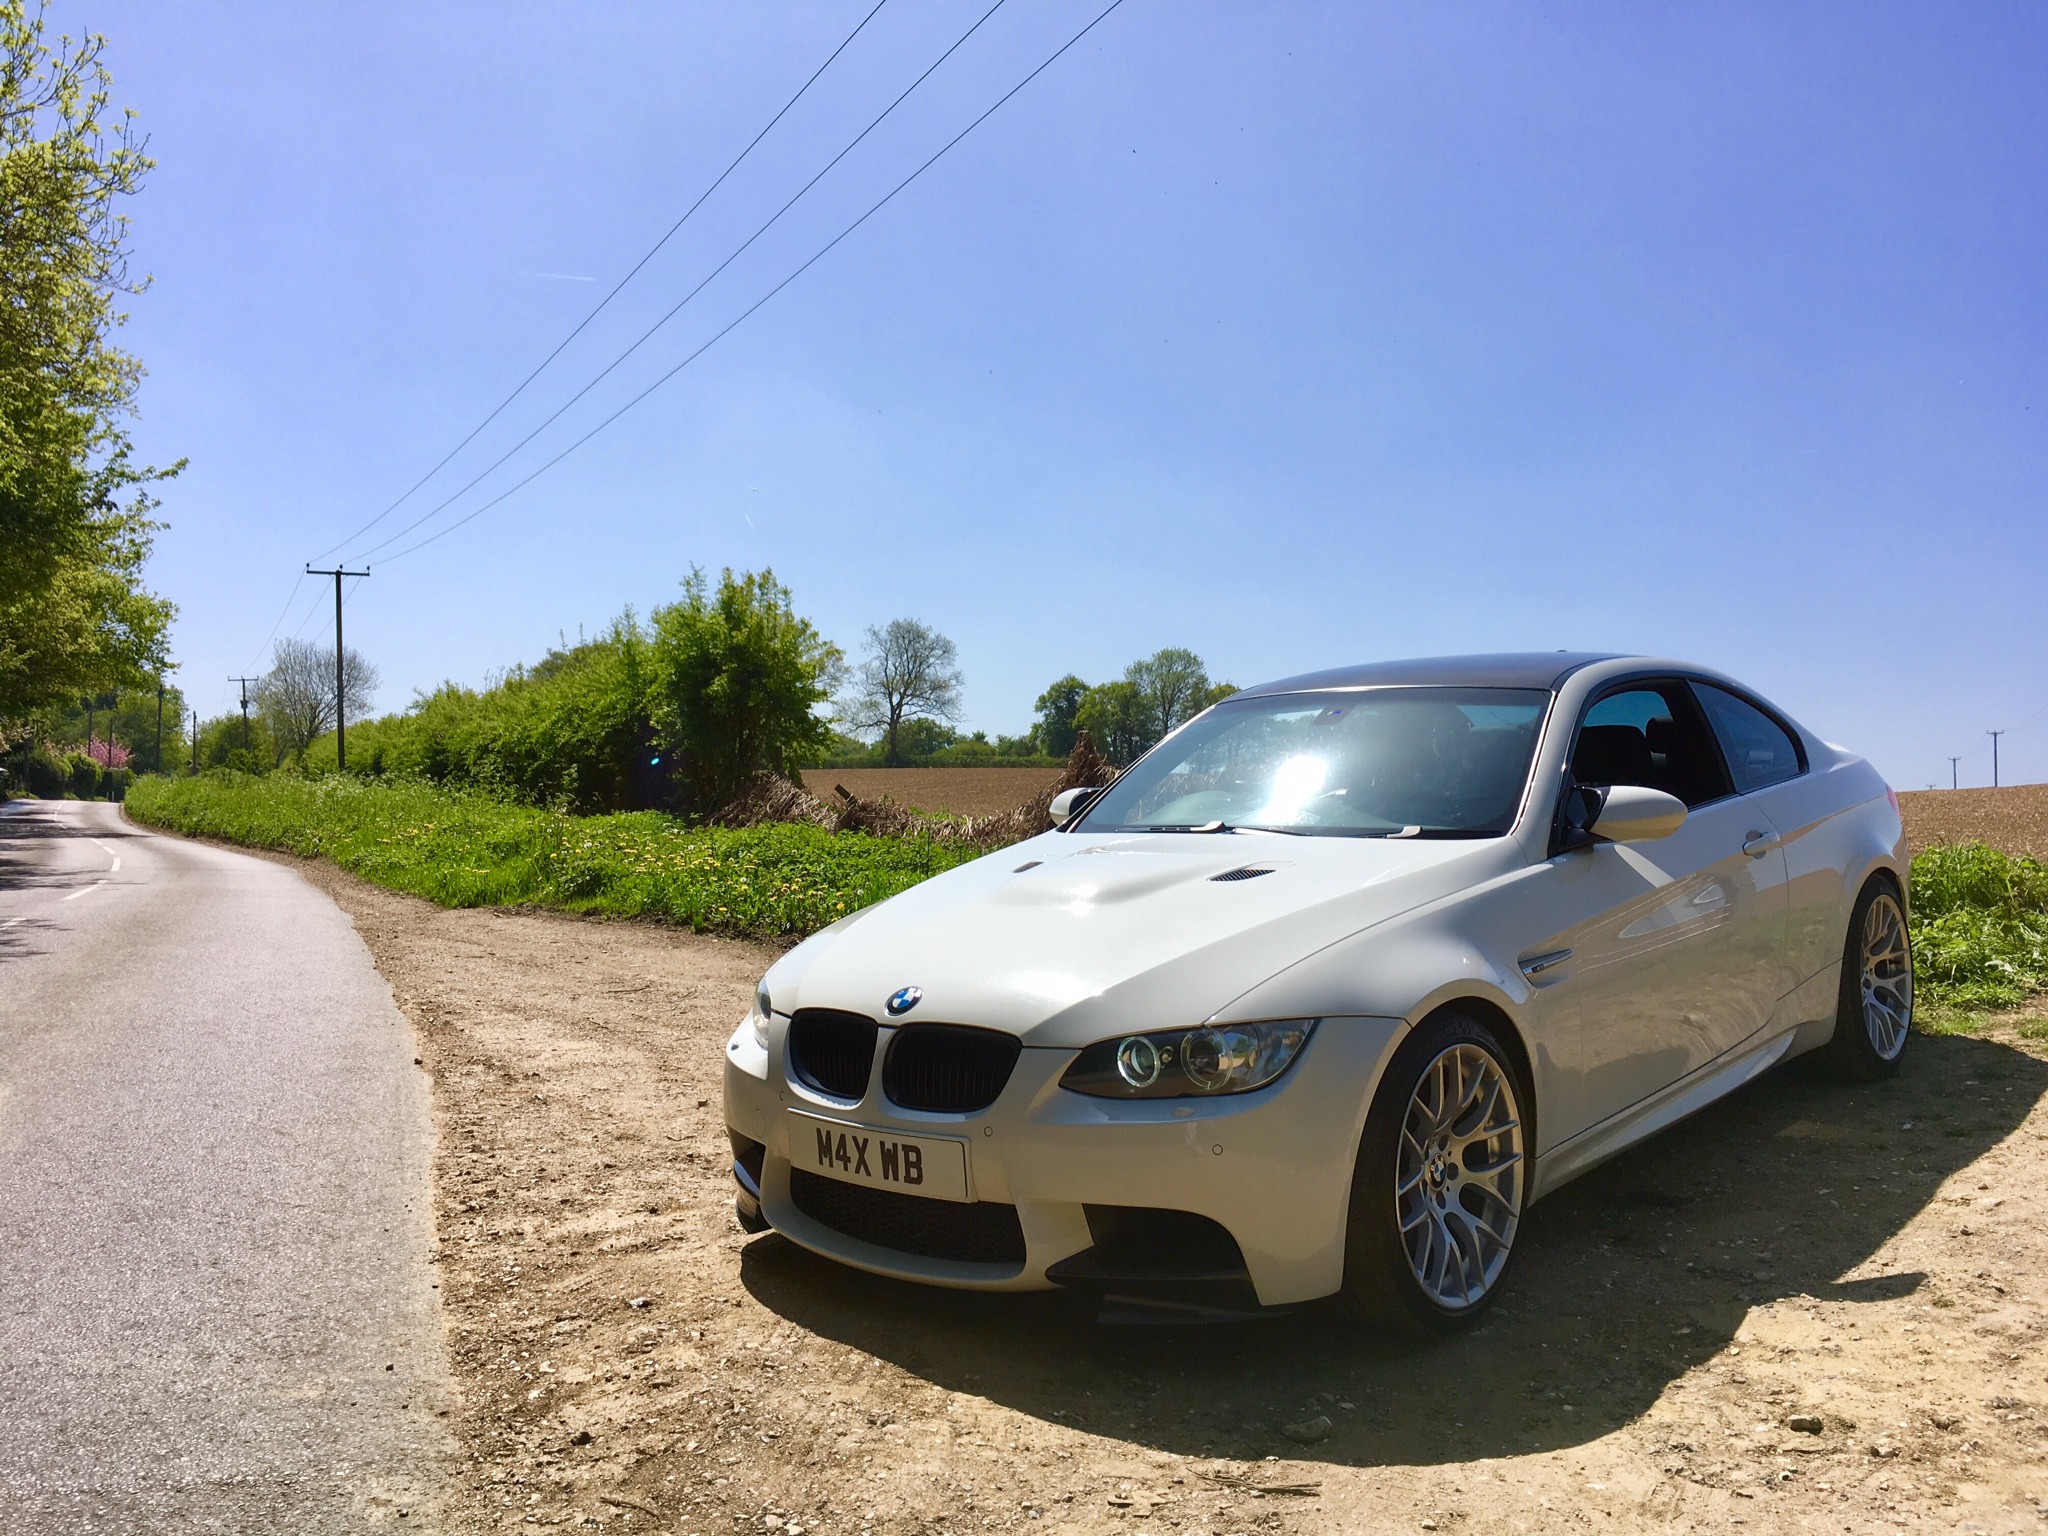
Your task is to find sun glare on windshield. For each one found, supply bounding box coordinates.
[1078,688,1551,837]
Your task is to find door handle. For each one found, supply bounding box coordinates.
[1741,829,1780,858]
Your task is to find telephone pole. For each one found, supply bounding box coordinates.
[189,708,198,770]
[1989,730,2005,788]
[155,679,165,774]
[1949,756,1960,790]
[305,566,369,771]
[228,676,260,755]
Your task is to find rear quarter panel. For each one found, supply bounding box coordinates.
[1763,748,1906,987]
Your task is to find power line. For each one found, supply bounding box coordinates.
[375,0,1130,567]
[313,0,892,562]
[351,0,1013,566]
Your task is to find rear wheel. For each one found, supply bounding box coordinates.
[1821,878,1912,1080]
[1340,1012,1527,1332]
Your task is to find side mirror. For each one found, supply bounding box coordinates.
[1589,784,1687,844]
[1048,786,1100,826]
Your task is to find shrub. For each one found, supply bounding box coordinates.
[647,568,842,812]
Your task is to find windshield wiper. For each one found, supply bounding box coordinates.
[1138,821,1306,836]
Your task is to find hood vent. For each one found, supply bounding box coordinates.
[1211,865,1278,883]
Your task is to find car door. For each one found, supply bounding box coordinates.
[1521,680,1792,1144]
[1690,681,1826,994]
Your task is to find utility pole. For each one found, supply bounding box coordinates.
[190,708,198,770]
[228,676,260,756]
[1989,730,2005,788]
[155,679,165,774]
[1949,756,1960,790]
[304,566,369,771]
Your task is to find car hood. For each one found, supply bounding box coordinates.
[765,829,1518,1048]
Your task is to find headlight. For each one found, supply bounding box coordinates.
[750,982,774,1047]
[1059,1020,1317,1099]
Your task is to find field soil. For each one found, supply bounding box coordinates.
[799,768,1063,817]
[263,852,2048,1536]
[1901,784,2048,861]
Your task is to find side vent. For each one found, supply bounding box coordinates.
[1013,860,1043,873]
[1210,865,1277,883]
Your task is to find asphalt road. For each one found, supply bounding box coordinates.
[0,799,454,1532]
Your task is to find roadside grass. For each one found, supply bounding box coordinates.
[1910,842,2048,1034]
[124,772,982,940]
[124,775,2048,1018]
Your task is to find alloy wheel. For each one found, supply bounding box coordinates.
[1861,890,1913,1061]
[1396,1043,1524,1311]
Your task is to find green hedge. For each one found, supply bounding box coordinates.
[125,773,981,939]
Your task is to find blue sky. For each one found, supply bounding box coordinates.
[79,1,2047,787]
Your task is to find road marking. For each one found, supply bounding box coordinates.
[109,857,120,872]
[2,916,23,929]
[61,881,105,903]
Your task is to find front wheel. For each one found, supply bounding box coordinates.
[1340,1012,1528,1332]
[1821,878,1913,1080]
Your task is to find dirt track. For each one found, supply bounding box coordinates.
[272,855,2048,1536]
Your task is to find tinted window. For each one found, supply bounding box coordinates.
[1694,683,1804,794]
[1571,683,1731,808]
[1078,687,1549,836]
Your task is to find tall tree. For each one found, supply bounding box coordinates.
[261,637,378,764]
[647,567,843,811]
[1032,674,1088,758]
[0,3,177,735]
[1127,647,1214,742]
[843,618,963,766]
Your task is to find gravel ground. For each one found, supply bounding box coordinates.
[1901,785,2048,861]
[798,770,1063,818]
[266,853,2048,1536]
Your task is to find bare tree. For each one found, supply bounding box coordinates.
[842,619,963,765]
[260,636,378,764]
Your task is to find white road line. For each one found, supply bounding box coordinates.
[61,881,105,903]
[109,857,120,872]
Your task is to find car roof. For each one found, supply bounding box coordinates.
[1235,651,1628,697]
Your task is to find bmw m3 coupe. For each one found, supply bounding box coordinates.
[723,653,1912,1329]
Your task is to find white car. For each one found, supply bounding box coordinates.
[723,653,1911,1329]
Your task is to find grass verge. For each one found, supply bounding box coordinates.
[1910,842,2048,1033]
[125,776,2048,1016]
[124,772,982,940]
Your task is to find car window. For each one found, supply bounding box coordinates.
[1571,683,1731,808]
[1693,682,1804,794]
[1076,687,1550,836]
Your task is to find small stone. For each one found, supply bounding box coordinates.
[570,1429,592,1446]
[1788,1415,1823,1434]
[1422,1523,1438,1532]
[628,1297,652,1309]
[1870,1443,1898,1459]
[1281,1415,1332,1444]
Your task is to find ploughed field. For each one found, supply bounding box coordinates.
[1901,784,2048,862]
[799,767,1063,817]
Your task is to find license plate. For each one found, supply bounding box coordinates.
[787,1110,969,1203]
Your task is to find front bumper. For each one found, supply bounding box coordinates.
[721,1014,1405,1307]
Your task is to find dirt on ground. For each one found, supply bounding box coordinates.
[798,768,1064,818]
[266,853,2048,1536]
[1901,785,2048,862]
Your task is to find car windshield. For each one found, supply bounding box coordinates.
[1077,687,1551,837]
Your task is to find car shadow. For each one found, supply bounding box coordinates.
[739,1030,2046,1467]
